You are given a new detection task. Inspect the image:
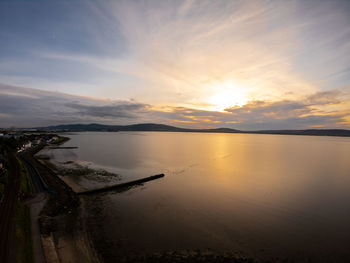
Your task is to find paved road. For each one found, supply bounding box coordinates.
[0,153,21,263]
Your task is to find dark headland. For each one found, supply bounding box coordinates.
[38,123,350,137]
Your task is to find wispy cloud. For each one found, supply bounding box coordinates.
[34,0,350,106]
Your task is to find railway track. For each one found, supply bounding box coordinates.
[0,153,21,263]
[19,154,48,193]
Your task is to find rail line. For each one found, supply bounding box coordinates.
[0,153,21,263]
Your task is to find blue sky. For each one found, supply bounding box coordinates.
[0,0,349,128]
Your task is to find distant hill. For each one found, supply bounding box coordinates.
[252,129,350,137]
[39,123,350,137]
[40,123,242,133]
[119,123,186,132]
[42,123,118,131]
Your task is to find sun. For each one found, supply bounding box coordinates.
[207,81,248,112]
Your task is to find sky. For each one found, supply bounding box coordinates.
[0,0,349,129]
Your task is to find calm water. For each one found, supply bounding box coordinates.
[55,132,350,262]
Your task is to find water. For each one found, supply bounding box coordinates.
[51,132,350,262]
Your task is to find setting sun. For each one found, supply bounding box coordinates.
[207,81,248,111]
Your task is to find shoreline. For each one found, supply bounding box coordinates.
[23,136,100,263]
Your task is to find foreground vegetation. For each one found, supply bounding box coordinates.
[0,137,34,263]
[0,138,19,201]
[15,159,34,263]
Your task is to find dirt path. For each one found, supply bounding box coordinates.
[0,153,21,263]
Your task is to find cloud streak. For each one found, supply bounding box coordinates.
[0,84,348,129]
[0,83,148,127]
[223,91,349,129]
[29,0,350,107]
[65,102,150,119]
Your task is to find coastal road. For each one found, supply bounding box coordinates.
[0,153,21,263]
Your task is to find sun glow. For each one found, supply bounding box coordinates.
[207,81,248,112]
